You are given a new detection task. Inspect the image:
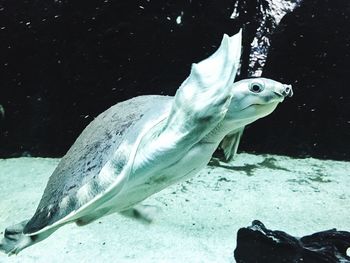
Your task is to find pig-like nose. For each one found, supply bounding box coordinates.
[282,84,293,97]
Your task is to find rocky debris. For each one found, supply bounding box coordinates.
[234,220,350,262]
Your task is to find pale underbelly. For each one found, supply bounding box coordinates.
[100,142,217,212]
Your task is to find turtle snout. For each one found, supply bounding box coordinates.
[282,84,293,97]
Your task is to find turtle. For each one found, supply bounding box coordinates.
[0,30,293,256]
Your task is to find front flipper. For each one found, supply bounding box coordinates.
[133,31,242,175]
[163,30,242,149]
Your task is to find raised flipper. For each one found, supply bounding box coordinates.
[164,30,242,146]
[139,30,242,170]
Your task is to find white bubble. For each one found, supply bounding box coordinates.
[176,16,182,24]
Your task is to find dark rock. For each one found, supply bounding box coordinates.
[234,220,350,263]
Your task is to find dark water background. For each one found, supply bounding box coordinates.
[0,0,349,160]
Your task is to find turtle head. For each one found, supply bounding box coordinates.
[225,78,293,123]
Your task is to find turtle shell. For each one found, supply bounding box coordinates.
[23,95,172,234]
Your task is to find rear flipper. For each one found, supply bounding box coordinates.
[75,207,112,226]
[0,220,56,256]
[120,204,161,224]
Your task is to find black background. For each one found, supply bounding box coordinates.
[0,0,349,160]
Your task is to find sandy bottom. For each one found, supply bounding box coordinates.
[0,153,349,262]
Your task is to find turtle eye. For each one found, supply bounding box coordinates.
[249,82,264,93]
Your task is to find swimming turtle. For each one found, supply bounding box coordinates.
[0,30,293,255]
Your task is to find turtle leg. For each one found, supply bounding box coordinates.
[119,204,161,224]
[76,204,160,226]
[0,220,57,256]
[75,207,112,226]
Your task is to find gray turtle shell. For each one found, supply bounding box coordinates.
[23,95,172,234]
